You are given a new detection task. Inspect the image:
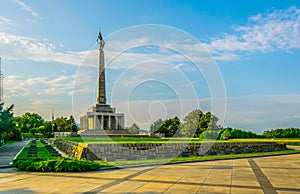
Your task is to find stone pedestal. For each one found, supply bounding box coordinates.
[80,103,124,131]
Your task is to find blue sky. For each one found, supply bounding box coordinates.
[0,0,300,133]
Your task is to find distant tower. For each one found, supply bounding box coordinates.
[96,30,106,104]
[51,110,55,121]
[0,57,3,103]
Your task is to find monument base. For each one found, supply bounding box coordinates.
[80,103,124,131]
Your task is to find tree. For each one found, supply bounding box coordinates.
[180,109,219,137]
[52,117,70,132]
[17,112,44,133]
[219,127,260,139]
[129,123,139,134]
[180,109,203,137]
[69,115,78,133]
[154,117,180,137]
[0,103,21,143]
[52,115,77,132]
[150,118,163,135]
[262,128,300,138]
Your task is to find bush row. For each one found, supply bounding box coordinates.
[13,158,103,172]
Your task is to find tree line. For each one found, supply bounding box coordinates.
[150,109,221,138]
[150,109,300,139]
[262,128,300,138]
[15,112,78,138]
[0,102,77,145]
[1,102,300,145]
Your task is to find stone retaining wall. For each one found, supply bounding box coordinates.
[55,140,79,156]
[55,140,281,161]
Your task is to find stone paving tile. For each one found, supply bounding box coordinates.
[178,177,206,184]
[231,180,260,187]
[197,185,230,193]
[131,183,172,193]
[0,154,300,193]
[165,184,200,193]
[204,178,231,185]
[101,180,147,193]
[231,187,264,194]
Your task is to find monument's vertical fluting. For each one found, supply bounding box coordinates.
[80,30,124,131]
[96,31,106,104]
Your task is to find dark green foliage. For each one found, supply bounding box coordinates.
[128,123,140,134]
[69,115,78,132]
[154,116,180,137]
[262,128,300,138]
[13,158,102,172]
[180,109,220,137]
[17,113,77,137]
[150,118,163,134]
[16,112,44,133]
[199,130,221,140]
[45,132,53,138]
[0,103,21,142]
[219,127,260,139]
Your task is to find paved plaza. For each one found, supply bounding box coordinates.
[0,153,300,193]
[0,141,28,168]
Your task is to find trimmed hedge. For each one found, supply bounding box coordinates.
[13,158,105,172]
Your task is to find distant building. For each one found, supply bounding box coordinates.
[80,31,124,131]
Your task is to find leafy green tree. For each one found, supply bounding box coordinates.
[180,109,203,137]
[29,127,38,135]
[17,112,44,133]
[129,123,140,134]
[52,115,77,132]
[219,127,260,139]
[262,128,300,138]
[69,115,78,132]
[199,130,221,140]
[180,109,220,137]
[150,118,163,135]
[155,117,180,137]
[52,117,70,132]
[0,103,21,142]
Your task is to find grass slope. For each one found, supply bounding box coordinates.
[58,137,300,144]
[108,149,300,167]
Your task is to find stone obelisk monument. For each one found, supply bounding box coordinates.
[80,31,124,131]
[96,31,106,104]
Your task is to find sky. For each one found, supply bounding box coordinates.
[0,0,300,133]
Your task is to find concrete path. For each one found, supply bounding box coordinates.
[0,153,300,193]
[0,141,28,168]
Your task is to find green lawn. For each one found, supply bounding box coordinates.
[21,133,46,138]
[15,139,300,170]
[108,149,300,167]
[57,136,300,144]
[14,140,112,172]
[16,140,52,159]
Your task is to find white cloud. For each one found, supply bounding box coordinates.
[1,6,299,70]
[11,0,39,17]
[0,15,13,30]
[0,32,85,65]
[4,75,75,98]
[0,16,12,25]
[207,6,300,58]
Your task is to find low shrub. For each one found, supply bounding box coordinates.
[13,158,104,172]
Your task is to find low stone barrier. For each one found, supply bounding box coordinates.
[55,140,281,161]
[56,140,79,156]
